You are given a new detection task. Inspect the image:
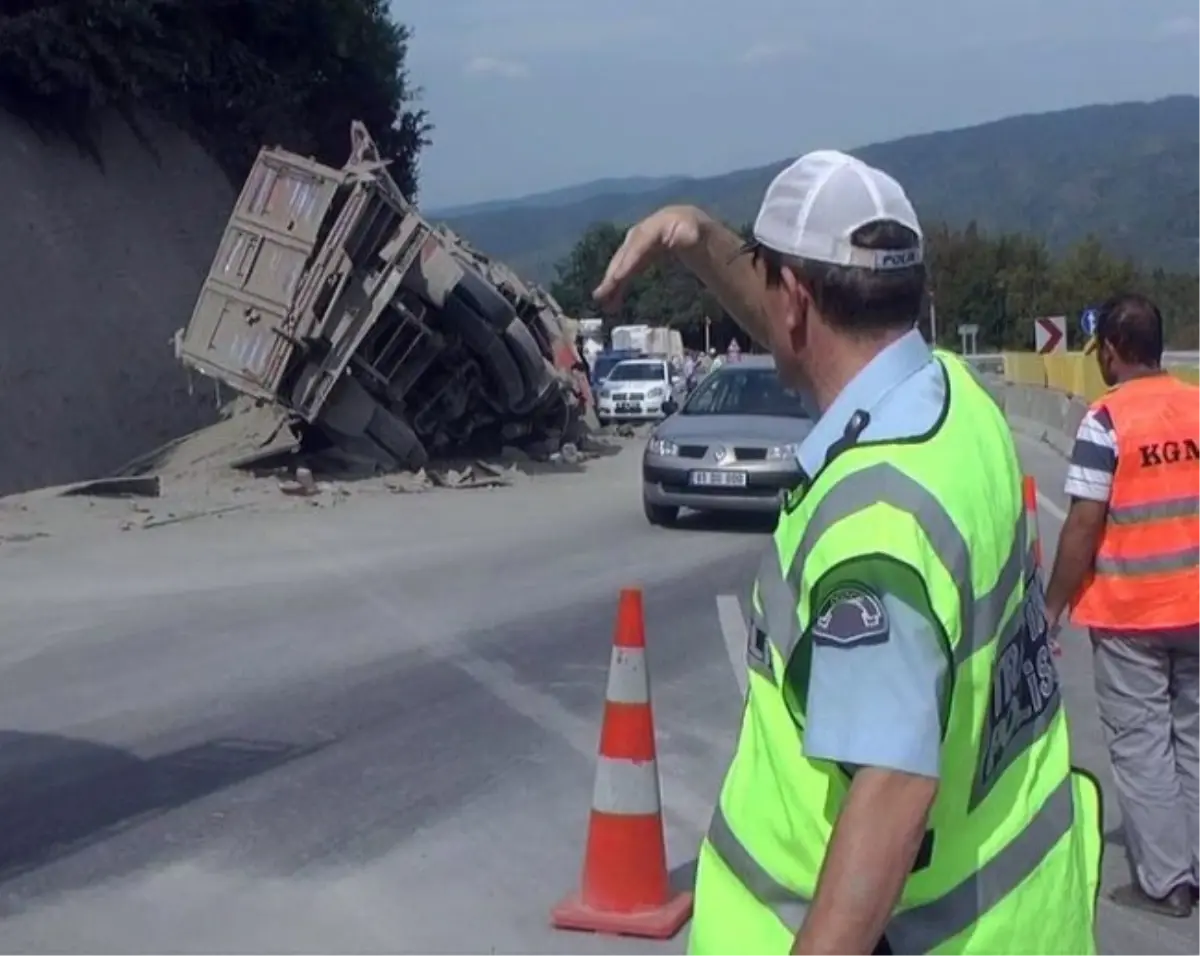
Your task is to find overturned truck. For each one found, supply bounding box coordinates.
[174,122,592,473]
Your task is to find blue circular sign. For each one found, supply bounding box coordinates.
[1081,308,1097,337]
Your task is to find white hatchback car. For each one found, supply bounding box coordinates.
[596,358,675,425]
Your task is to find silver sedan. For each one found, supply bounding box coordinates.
[641,355,814,525]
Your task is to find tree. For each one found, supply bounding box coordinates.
[552,217,1199,351]
[550,221,741,349]
[0,0,431,196]
[549,222,626,319]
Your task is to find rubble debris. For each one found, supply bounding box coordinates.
[428,462,515,490]
[114,402,299,484]
[277,466,319,497]
[384,469,432,494]
[59,475,162,499]
[171,120,596,476]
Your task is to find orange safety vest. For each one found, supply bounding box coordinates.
[1072,373,1200,632]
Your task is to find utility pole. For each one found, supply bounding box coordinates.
[703,315,711,352]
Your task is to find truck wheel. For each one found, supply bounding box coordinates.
[503,317,554,412]
[366,403,429,471]
[643,498,678,527]
[441,289,528,411]
[454,264,518,329]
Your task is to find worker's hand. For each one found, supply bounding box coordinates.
[593,205,706,306]
[1043,607,1064,657]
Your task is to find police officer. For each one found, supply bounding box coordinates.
[594,150,1102,954]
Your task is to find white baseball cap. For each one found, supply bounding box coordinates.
[750,150,923,271]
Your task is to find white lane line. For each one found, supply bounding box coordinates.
[716,594,748,699]
[1038,492,1067,524]
[1012,431,1068,525]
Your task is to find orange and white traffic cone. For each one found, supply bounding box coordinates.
[1023,475,1043,569]
[1023,475,1061,657]
[551,587,693,939]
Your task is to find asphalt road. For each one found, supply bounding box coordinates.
[0,434,1194,954]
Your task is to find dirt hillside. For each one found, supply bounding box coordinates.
[0,110,234,495]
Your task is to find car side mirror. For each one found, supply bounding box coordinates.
[662,397,678,416]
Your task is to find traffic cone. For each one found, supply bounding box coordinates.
[551,587,693,939]
[1023,475,1043,568]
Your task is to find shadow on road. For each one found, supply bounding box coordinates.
[673,510,777,535]
[0,730,318,888]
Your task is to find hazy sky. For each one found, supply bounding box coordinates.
[398,0,1200,209]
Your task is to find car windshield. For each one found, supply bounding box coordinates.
[607,362,666,382]
[593,356,631,381]
[682,367,809,418]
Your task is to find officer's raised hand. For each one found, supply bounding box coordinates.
[592,205,774,350]
[592,205,705,306]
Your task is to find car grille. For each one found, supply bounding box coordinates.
[678,444,707,459]
[734,447,768,461]
[611,393,637,402]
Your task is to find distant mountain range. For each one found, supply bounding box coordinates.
[433,96,1199,283]
[428,175,686,219]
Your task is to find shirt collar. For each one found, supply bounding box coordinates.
[796,328,934,476]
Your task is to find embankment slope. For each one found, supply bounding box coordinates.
[0,111,232,496]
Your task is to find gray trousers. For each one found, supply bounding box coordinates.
[1092,632,1199,898]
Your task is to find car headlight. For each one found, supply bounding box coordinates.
[646,386,665,399]
[647,437,678,456]
[766,442,800,461]
[598,387,613,400]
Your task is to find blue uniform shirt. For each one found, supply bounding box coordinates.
[794,329,951,779]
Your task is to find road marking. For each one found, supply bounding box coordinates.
[1038,491,1067,524]
[716,594,748,699]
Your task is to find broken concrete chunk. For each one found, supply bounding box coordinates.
[428,464,513,490]
[384,469,432,493]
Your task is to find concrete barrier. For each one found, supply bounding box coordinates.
[996,351,1198,457]
[988,380,1089,457]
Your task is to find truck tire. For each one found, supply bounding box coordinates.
[440,289,528,411]
[503,317,554,412]
[454,264,517,329]
[366,402,429,471]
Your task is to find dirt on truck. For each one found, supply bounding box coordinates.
[173,121,594,475]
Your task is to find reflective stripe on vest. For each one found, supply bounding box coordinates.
[755,463,1033,670]
[1072,375,1200,630]
[705,773,1075,954]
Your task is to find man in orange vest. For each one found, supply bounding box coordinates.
[1044,292,1199,918]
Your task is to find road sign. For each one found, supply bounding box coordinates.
[958,323,980,355]
[1035,315,1066,354]
[1080,308,1097,338]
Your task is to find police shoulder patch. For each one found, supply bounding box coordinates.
[810,582,890,648]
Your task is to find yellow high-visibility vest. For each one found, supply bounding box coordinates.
[689,352,1103,954]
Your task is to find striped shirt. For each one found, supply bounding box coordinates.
[1065,406,1117,502]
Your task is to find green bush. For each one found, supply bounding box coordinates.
[0,0,431,197]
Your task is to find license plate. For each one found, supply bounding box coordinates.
[690,470,748,487]
[616,402,640,413]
